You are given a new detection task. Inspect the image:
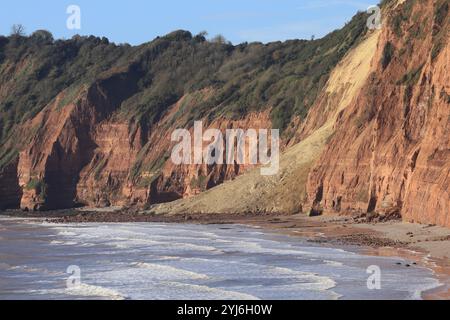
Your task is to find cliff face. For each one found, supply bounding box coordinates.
[15,80,274,210]
[0,0,448,228]
[306,0,450,226]
[73,92,273,208]
[152,0,449,228]
[1,12,366,211]
[17,74,139,210]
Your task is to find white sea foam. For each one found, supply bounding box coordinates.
[159,281,260,300]
[172,243,221,252]
[323,260,344,267]
[149,255,181,261]
[268,266,337,291]
[57,231,77,236]
[50,240,78,246]
[7,264,63,276]
[132,262,209,280]
[228,240,312,256]
[66,284,126,300]
[10,265,42,273]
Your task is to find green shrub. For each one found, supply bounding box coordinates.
[190,175,208,191]
[397,64,424,86]
[434,1,449,32]
[431,0,448,61]
[57,85,82,109]
[25,178,48,200]
[381,42,394,70]
[391,0,416,37]
[431,42,443,61]
[440,88,450,104]
[403,85,414,107]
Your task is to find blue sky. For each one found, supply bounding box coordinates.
[0,0,375,45]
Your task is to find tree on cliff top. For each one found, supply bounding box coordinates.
[31,30,54,44]
[211,34,229,45]
[10,24,26,37]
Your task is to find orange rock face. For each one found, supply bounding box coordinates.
[14,80,273,210]
[305,0,450,227]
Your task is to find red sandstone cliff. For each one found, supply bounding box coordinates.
[15,81,273,210]
[305,0,449,226]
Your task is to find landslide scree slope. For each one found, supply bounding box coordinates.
[0,10,368,210]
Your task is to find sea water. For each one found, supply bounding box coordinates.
[0,217,440,300]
